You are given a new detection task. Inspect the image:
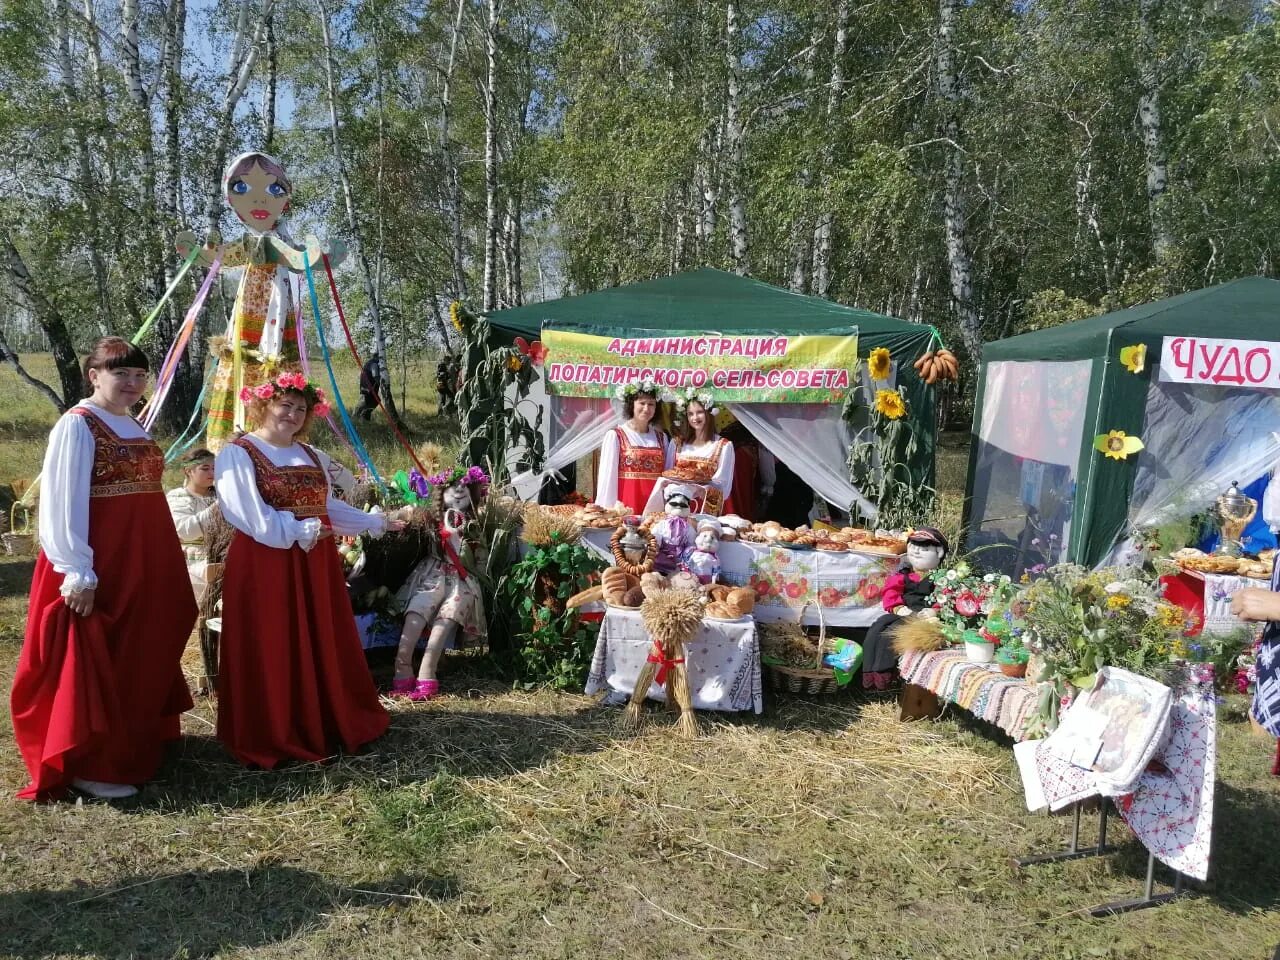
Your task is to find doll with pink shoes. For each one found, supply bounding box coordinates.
[390,466,489,700]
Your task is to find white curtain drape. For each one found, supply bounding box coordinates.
[729,402,877,520]
[506,391,620,500]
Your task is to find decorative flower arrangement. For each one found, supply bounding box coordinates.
[670,386,719,423]
[613,376,659,402]
[866,347,892,382]
[238,371,330,418]
[1016,563,1194,733]
[927,561,1018,644]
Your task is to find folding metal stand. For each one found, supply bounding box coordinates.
[1012,799,1190,917]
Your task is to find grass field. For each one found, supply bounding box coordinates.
[0,355,1278,959]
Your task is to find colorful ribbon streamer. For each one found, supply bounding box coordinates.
[321,254,428,475]
[302,254,386,492]
[292,278,365,466]
[163,357,217,463]
[141,255,223,432]
[130,247,201,346]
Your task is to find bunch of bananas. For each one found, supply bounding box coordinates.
[913,348,959,384]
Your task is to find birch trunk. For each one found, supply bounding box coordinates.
[936,0,982,362]
[432,0,468,302]
[3,233,84,409]
[724,1,748,275]
[1138,0,1172,264]
[788,23,822,293]
[316,0,400,421]
[482,0,501,311]
[262,13,278,150]
[54,0,112,332]
[203,0,275,234]
[811,0,849,298]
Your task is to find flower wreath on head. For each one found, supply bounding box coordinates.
[613,376,660,402]
[670,386,719,423]
[239,371,331,418]
[426,464,491,498]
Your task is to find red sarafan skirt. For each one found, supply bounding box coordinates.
[216,533,389,768]
[11,493,195,801]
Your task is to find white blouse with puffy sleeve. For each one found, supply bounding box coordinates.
[38,403,151,597]
[215,435,386,551]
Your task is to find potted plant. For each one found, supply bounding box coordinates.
[995,642,1031,678]
[926,561,1018,663]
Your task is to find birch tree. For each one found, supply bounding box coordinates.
[316,0,400,420]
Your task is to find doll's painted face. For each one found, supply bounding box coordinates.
[695,529,719,553]
[443,482,472,515]
[905,541,944,573]
[226,161,291,232]
[664,493,691,518]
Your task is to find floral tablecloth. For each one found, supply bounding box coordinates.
[581,530,899,627]
[898,648,1041,741]
[585,607,764,713]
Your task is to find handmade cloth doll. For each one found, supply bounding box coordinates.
[861,527,949,690]
[652,484,697,574]
[392,466,490,701]
[684,518,722,585]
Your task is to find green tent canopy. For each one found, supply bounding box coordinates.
[486,268,939,499]
[966,276,1280,573]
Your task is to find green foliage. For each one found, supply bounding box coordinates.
[453,306,544,484]
[498,539,605,691]
[844,383,935,530]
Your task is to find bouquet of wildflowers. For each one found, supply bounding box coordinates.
[1017,564,1192,691]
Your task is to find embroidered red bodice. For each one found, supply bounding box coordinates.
[232,438,329,519]
[673,437,730,515]
[71,408,164,498]
[615,427,667,481]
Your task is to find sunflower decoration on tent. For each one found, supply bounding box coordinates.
[1119,343,1147,375]
[1094,430,1145,461]
[866,346,892,382]
[845,362,931,529]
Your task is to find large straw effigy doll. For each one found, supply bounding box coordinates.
[176,151,346,451]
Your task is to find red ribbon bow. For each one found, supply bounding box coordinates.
[646,645,685,686]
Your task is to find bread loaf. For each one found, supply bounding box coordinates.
[705,601,740,619]
[726,587,755,615]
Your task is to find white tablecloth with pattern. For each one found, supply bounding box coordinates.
[581,530,898,628]
[585,607,764,713]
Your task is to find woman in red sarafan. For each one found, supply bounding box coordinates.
[11,337,196,801]
[213,372,404,768]
[594,382,674,514]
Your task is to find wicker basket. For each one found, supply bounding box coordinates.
[2,503,34,557]
[762,600,844,696]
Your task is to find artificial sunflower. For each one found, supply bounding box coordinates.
[1119,343,1147,375]
[867,347,892,381]
[505,353,524,373]
[449,300,464,332]
[873,388,906,420]
[1094,429,1144,461]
